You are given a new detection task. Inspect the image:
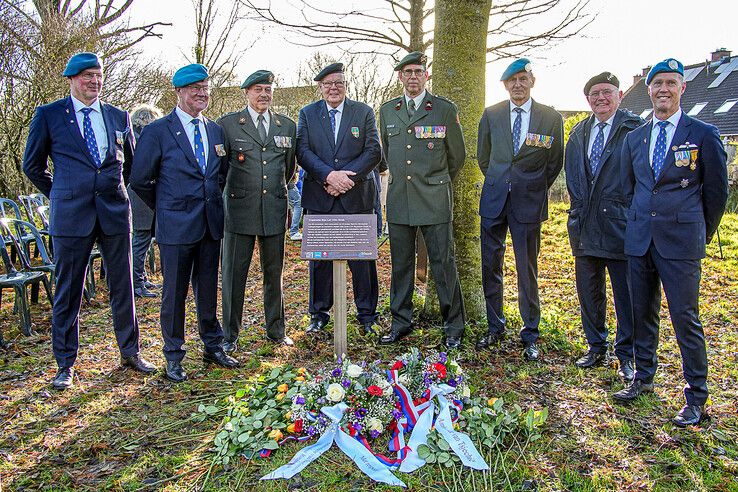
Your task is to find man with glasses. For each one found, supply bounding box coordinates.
[378,51,466,349]
[23,52,155,389]
[218,70,297,353]
[476,58,563,361]
[132,64,239,382]
[565,72,643,379]
[296,62,382,337]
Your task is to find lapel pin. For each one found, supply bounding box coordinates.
[643,138,647,144]
[672,146,678,151]
[176,131,181,136]
[395,101,402,110]
[239,116,246,124]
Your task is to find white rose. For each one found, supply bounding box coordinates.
[346,364,363,378]
[449,360,462,374]
[367,417,383,433]
[326,383,345,402]
[397,374,410,386]
[462,385,471,398]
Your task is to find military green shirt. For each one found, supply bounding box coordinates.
[218,109,297,236]
[379,91,465,226]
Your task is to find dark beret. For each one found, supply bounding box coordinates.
[241,70,275,89]
[646,58,684,85]
[394,51,428,71]
[172,63,209,88]
[314,62,344,82]
[500,58,532,81]
[63,52,103,77]
[583,72,620,95]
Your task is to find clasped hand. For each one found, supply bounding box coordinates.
[324,170,356,196]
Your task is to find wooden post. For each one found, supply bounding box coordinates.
[332,260,348,357]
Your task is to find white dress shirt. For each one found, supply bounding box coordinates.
[405,90,427,115]
[509,98,533,142]
[248,105,270,133]
[649,109,682,165]
[587,113,616,158]
[325,99,345,143]
[175,106,209,161]
[71,96,108,159]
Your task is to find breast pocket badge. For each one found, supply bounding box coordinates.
[214,144,226,157]
[274,136,293,148]
[351,127,360,138]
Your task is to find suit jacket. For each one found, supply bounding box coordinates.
[219,109,297,236]
[477,99,564,223]
[22,96,135,237]
[130,110,227,245]
[621,112,728,260]
[565,109,644,259]
[296,98,382,213]
[379,92,466,225]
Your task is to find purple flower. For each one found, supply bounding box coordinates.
[342,379,351,388]
[360,408,368,417]
[307,426,317,436]
[295,396,306,405]
[332,367,342,377]
[354,423,363,432]
[318,397,326,404]
[370,430,380,438]
[355,409,363,418]
[392,409,402,420]
[438,352,448,363]
[448,379,458,388]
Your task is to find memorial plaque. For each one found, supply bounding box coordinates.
[301,214,378,261]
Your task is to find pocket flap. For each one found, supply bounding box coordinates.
[386,126,400,137]
[677,211,703,223]
[428,174,451,185]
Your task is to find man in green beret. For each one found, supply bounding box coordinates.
[378,51,467,349]
[218,70,297,353]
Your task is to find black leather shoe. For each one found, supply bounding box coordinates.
[267,335,294,346]
[673,404,706,427]
[306,318,327,334]
[575,350,607,368]
[618,359,635,381]
[52,367,74,390]
[475,331,504,350]
[444,335,462,349]
[121,354,156,373]
[165,361,187,382]
[144,280,162,290]
[134,286,157,298]
[612,379,653,401]
[523,342,540,361]
[379,327,412,345]
[203,349,240,368]
[362,322,379,336]
[222,340,238,353]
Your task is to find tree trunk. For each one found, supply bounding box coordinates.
[423,0,490,322]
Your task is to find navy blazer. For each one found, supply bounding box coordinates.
[130,110,227,245]
[621,113,728,260]
[296,98,382,213]
[477,99,564,223]
[23,96,135,236]
[565,109,644,259]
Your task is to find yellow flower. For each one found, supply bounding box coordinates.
[295,376,306,382]
[487,397,498,407]
[285,411,293,420]
[277,383,289,393]
[268,429,283,440]
[276,393,286,401]
[287,423,296,434]
[297,367,307,375]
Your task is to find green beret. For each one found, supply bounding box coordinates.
[241,70,275,89]
[63,52,103,77]
[583,71,620,95]
[314,62,344,82]
[646,58,684,85]
[172,63,209,88]
[395,51,428,71]
[500,58,532,81]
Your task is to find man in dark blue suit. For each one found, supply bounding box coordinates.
[613,59,728,427]
[131,64,239,382]
[476,58,564,360]
[565,72,643,380]
[23,52,155,389]
[296,63,382,335]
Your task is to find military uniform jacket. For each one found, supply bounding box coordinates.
[218,109,296,236]
[477,99,563,223]
[565,109,643,259]
[379,92,466,226]
[621,113,728,260]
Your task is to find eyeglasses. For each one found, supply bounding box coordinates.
[588,89,615,99]
[187,84,211,94]
[401,69,426,77]
[321,81,345,88]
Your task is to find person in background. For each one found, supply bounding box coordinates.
[288,167,303,240]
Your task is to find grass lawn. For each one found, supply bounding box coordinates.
[1,202,737,491]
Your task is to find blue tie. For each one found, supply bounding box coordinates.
[512,107,523,155]
[80,107,102,167]
[329,109,338,142]
[652,120,670,178]
[589,121,607,174]
[192,118,207,175]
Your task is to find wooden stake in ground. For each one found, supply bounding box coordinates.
[333,260,348,357]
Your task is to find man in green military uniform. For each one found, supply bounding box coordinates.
[219,70,297,353]
[379,51,466,349]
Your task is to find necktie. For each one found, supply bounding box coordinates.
[407,99,416,118]
[652,120,670,178]
[329,109,338,142]
[192,118,207,175]
[80,107,102,167]
[257,114,268,143]
[589,121,607,174]
[512,107,523,155]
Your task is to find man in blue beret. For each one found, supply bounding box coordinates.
[565,72,644,379]
[23,52,155,389]
[613,58,728,426]
[297,62,382,336]
[218,70,297,353]
[131,64,239,382]
[476,58,564,360]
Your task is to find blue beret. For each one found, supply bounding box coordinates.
[314,62,344,82]
[63,52,103,77]
[241,70,275,89]
[395,51,428,71]
[646,58,684,85]
[172,64,209,88]
[500,58,532,81]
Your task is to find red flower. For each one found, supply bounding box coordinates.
[367,385,383,397]
[432,363,447,379]
[294,419,304,433]
[391,360,404,370]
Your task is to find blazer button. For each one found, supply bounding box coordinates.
[407,160,412,164]
[406,145,411,149]
[230,193,235,197]
[263,189,267,194]
[652,189,658,194]
[262,160,267,164]
[505,179,511,184]
[263,175,268,179]
[262,147,267,151]
[407,129,412,134]
[407,175,412,180]
[651,211,657,217]
[206,198,210,202]
[603,208,607,212]
[96,170,101,174]
[334,159,339,163]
